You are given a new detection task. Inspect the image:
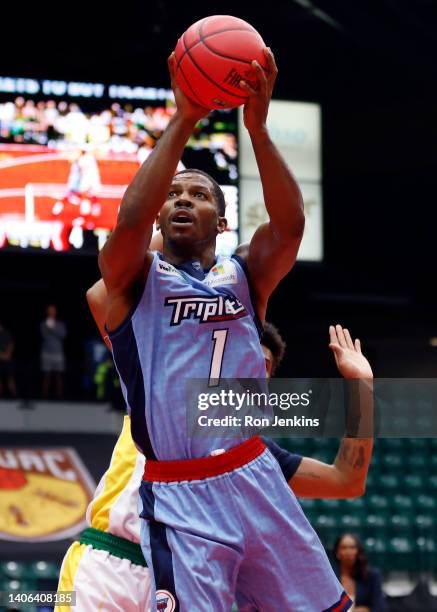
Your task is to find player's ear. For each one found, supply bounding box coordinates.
[217,216,227,234]
[155,214,161,230]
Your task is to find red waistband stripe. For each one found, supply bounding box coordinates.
[143,436,266,482]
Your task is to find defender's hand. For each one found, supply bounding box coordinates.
[168,53,210,125]
[329,325,373,380]
[240,47,277,133]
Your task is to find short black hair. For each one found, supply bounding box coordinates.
[175,168,226,217]
[260,322,286,376]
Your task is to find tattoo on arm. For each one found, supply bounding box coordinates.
[338,440,367,471]
[297,471,321,480]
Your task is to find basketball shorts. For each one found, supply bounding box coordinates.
[56,527,151,611]
[139,436,352,612]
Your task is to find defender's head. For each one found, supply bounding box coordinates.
[156,169,227,254]
[260,322,286,379]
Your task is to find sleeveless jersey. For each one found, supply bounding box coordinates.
[109,252,266,460]
[85,415,144,543]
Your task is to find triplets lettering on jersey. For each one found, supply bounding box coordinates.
[158,257,247,326]
[165,295,247,325]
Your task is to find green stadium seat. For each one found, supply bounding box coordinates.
[378,473,400,490]
[389,536,414,553]
[343,497,366,512]
[315,514,338,529]
[340,514,362,530]
[392,494,414,511]
[428,475,437,491]
[0,561,26,579]
[406,438,428,451]
[429,438,437,450]
[380,438,404,451]
[364,513,388,530]
[430,454,437,470]
[28,560,59,580]
[416,536,436,553]
[364,537,387,555]
[402,473,425,490]
[406,454,427,470]
[388,536,415,570]
[416,494,436,511]
[389,514,413,530]
[381,453,403,470]
[319,499,341,512]
[414,514,435,530]
[367,494,389,511]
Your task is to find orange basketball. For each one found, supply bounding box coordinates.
[174,15,268,110]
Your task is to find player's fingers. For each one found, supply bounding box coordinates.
[329,325,338,345]
[252,60,267,86]
[328,343,342,359]
[240,80,257,96]
[355,338,362,353]
[343,328,355,350]
[335,324,348,348]
[167,53,176,81]
[264,46,278,76]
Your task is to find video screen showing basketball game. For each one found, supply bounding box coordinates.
[0,76,239,255]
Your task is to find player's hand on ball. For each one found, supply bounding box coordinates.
[240,47,277,132]
[168,53,210,124]
[329,325,373,380]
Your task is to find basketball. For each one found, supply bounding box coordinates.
[174,15,268,110]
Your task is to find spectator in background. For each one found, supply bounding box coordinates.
[40,305,67,399]
[334,533,387,612]
[0,322,17,398]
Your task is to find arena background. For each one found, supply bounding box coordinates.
[0,1,436,610]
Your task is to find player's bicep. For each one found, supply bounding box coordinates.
[242,223,301,317]
[86,280,112,350]
[290,457,349,499]
[98,221,154,293]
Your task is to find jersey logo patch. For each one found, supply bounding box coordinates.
[156,590,176,611]
[157,260,182,277]
[204,260,238,287]
[165,294,247,325]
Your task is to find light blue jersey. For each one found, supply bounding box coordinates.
[109,251,266,460]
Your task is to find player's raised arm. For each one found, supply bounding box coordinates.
[290,326,374,498]
[98,54,209,294]
[237,48,305,321]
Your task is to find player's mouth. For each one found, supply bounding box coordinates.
[170,211,195,226]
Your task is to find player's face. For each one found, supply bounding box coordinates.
[336,535,359,566]
[158,173,225,246]
[261,344,274,380]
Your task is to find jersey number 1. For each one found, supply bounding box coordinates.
[208,329,228,387]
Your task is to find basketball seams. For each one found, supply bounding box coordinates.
[176,26,256,68]
[181,32,248,102]
[179,33,209,107]
[198,19,264,68]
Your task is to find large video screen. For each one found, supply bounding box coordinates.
[0,76,239,255]
[239,100,323,262]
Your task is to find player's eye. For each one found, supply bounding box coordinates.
[194,191,206,199]
[168,190,178,198]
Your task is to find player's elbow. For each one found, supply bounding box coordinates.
[346,480,366,499]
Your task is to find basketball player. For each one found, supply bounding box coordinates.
[57,268,372,611]
[97,48,359,610]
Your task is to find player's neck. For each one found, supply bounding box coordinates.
[162,241,216,270]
